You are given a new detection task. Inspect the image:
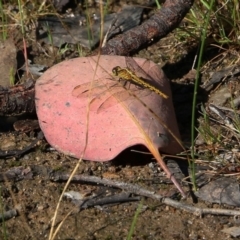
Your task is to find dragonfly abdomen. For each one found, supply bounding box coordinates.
[139,81,168,99]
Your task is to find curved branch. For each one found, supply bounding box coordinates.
[102,0,194,56]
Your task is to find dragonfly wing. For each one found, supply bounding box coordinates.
[72,80,108,98]
[125,57,152,82]
[72,79,125,112]
[97,84,152,113]
[97,90,135,113]
[89,89,118,112]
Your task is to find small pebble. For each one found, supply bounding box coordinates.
[1,138,16,150]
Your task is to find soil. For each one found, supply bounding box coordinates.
[1,1,240,240]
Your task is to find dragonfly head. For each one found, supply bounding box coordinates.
[112,66,121,76]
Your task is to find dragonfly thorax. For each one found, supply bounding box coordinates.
[112,66,135,82]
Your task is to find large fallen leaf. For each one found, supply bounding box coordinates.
[196,177,240,207]
[35,55,182,161]
[35,55,186,196]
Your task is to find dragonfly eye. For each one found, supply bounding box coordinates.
[112,66,120,76]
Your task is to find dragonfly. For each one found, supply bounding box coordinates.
[72,57,168,112]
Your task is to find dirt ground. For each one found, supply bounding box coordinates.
[1,144,237,240]
[1,1,240,240]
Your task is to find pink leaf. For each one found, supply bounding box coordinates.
[35,55,182,161]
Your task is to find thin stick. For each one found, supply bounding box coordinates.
[52,173,240,217]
